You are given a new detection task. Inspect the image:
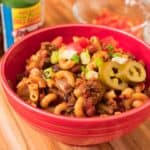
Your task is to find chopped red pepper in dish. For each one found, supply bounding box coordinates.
[92,9,142,38]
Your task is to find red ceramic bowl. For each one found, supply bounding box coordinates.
[0,24,150,145]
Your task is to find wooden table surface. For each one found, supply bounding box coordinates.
[0,0,150,150]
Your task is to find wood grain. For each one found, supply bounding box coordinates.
[0,0,150,150]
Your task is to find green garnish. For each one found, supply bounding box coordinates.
[107,44,114,57]
[81,66,88,74]
[112,53,122,58]
[107,44,114,51]
[50,51,59,64]
[80,50,90,65]
[94,57,103,67]
[43,67,54,79]
[71,54,80,64]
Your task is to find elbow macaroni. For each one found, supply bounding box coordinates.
[74,97,85,117]
[55,71,75,87]
[54,102,68,115]
[59,59,75,70]
[16,36,149,117]
[28,83,39,102]
[40,93,57,108]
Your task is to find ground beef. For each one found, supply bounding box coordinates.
[87,45,98,54]
[52,64,60,72]
[83,98,96,116]
[75,78,106,116]
[67,93,76,105]
[41,42,58,55]
[50,88,65,100]
[55,78,73,94]
[70,65,81,73]
[75,78,105,103]
[42,57,51,69]
[49,78,73,102]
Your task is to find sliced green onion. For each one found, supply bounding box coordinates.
[80,50,90,65]
[71,54,80,64]
[107,44,114,51]
[94,57,103,68]
[107,44,114,57]
[50,51,59,64]
[112,53,122,58]
[43,67,54,79]
[81,66,88,74]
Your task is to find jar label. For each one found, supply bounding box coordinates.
[12,2,42,30]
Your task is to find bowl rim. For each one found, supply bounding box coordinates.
[0,24,150,124]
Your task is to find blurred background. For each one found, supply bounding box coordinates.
[0,0,149,55]
[72,0,150,42]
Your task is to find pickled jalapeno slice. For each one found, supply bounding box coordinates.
[122,61,146,83]
[100,61,128,90]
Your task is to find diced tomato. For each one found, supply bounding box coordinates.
[76,37,90,48]
[115,48,123,53]
[101,36,118,48]
[67,42,83,53]
[51,36,63,48]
